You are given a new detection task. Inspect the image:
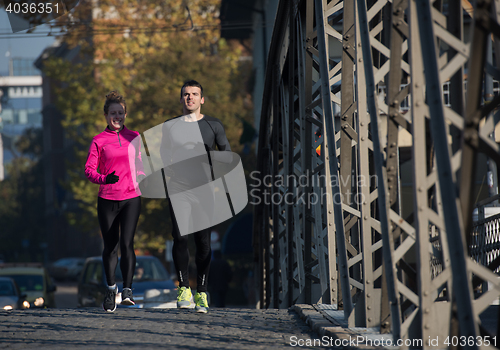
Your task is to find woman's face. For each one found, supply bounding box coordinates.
[105,103,127,131]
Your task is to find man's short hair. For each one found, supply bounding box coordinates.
[180,80,204,98]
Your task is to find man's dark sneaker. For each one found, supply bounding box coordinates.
[121,288,135,306]
[103,286,117,312]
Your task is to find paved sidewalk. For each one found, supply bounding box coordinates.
[292,305,391,350]
[0,307,330,350]
[293,304,500,350]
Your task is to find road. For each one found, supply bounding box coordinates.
[31,281,330,350]
[0,307,326,349]
[54,281,78,309]
[16,280,500,350]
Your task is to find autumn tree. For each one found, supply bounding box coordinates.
[41,0,252,256]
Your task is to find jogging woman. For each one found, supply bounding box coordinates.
[85,91,144,312]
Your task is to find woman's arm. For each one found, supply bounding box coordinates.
[84,140,107,184]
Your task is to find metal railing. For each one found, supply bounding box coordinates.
[471,195,500,273]
[254,0,500,347]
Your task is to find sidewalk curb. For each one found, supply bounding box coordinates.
[291,304,392,350]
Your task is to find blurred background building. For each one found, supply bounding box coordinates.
[220,0,278,136]
[0,57,43,181]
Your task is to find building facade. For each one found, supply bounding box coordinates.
[0,58,43,181]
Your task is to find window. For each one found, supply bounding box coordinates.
[89,263,103,285]
[0,280,15,296]
[115,259,170,282]
[493,80,500,97]
[8,275,44,292]
[443,82,450,106]
[400,84,410,111]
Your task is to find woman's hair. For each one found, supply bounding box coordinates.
[180,80,203,98]
[104,91,127,115]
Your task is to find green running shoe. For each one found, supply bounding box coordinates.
[194,292,209,313]
[177,286,192,309]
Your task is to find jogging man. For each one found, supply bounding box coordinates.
[162,80,232,313]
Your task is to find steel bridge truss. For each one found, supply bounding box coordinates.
[254,0,500,347]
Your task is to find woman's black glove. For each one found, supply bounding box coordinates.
[106,171,119,184]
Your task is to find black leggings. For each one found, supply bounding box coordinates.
[169,201,211,293]
[98,196,141,288]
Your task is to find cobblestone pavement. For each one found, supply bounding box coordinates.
[0,307,333,350]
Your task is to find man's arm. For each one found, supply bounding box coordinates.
[209,120,233,164]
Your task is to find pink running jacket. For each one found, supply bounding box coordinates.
[85,126,145,200]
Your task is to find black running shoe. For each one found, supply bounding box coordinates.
[121,288,135,306]
[103,286,117,312]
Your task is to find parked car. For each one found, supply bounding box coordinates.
[0,264,56,308]
[78,256,177,309]
[48,258,86,281]
[0,277,29,310]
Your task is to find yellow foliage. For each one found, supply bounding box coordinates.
[43,0,252,254]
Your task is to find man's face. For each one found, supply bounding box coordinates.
[180,86,204,113]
